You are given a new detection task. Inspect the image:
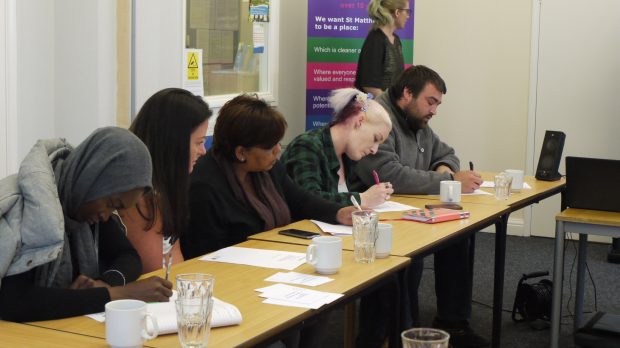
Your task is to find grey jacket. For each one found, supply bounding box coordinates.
[352,91,460,194]
[0,139,67,288]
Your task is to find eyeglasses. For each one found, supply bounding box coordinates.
[398,8,412,15]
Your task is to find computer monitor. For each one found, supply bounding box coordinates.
[565,156,620,212]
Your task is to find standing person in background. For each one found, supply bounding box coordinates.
[0,127,172,322]
[122,88,212,273]
[281,87,394,208]
[354,0,411,97]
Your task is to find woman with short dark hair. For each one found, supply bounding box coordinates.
[182,94,356,258]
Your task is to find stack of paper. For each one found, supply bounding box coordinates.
[256,283,343,309]
[200,247,306,270]
[86,292,242,334]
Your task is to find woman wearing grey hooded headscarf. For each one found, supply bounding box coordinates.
[0,127,173,322]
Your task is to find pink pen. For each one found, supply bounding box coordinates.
[372,170,380,185]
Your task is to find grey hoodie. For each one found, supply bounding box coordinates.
[0,139,68,288]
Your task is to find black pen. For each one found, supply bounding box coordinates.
[469,161,474,171]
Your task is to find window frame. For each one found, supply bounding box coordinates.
[182,0,280,109]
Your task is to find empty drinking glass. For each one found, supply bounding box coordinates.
[494,172,513,200]
[401,328,450,348]
[176,273,214,301]
[176,298,213,348]
[352,210,379,263]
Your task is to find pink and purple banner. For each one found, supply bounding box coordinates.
[306,0,414,129]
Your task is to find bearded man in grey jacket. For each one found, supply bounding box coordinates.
[352,65,488,348]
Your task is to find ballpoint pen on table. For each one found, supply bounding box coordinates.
[372,170,380,185]
[350,195,363,211]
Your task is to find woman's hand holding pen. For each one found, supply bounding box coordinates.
[360,182,394,208]
[108,276,173,302]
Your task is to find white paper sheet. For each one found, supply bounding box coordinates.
[201,247,306,270]
[264,272,333,286]
[462,189,494,196]
[481,181,532,189]
[372,201,419,212]
[256,283,343,309]
[85,292,242,334]
[310,220,352,236]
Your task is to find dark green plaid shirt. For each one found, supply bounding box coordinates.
[281,127,359,206]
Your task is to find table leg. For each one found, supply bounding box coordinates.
[344,302,356,348]
[491,213,509,348]
[574,233,588,330]
[550,220,565,348]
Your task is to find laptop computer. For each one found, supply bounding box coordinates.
[565,156,620,212]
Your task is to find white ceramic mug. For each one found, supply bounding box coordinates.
[505,169,525,192]
[105,299,158,348]
[306,236,342,274]
[375,223,393,258]
[440,180,461,203]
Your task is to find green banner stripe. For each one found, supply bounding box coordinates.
[308,37,414,64]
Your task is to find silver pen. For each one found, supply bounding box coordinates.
[164,252,173,281]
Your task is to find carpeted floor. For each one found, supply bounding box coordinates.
[321,232,620,347]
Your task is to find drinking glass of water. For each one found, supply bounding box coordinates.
[352,210,378,263]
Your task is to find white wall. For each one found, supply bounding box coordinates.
[133,0,183,116]
[414,0,532,173]
[529,0,620,239]
[1,0,8,177]
[278,0,308,144]
[55,0,117,146]
[15,0,55,163]
[9,0,119,168]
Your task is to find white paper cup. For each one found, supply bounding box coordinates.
[375,223,392,258]
[505,169,525,192]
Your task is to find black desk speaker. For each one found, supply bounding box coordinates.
[535,130,565,181]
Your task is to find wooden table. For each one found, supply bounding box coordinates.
[0,320,122,348]
[401,172,566,348]
[550,208,620,348]
[250,196,509,258]
[27,240,409,348]
[403,172,565,210]
[251,196,509,347]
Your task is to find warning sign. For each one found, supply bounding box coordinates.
[183,49,204,96]
[187,52,199,80]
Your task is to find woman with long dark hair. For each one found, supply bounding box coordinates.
[122,88,212,273]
